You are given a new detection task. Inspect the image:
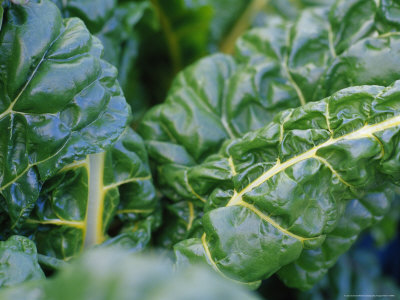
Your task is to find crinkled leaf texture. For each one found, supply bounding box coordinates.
[173,80,400,288]
[0,248,261,300]
[139,0,400,266]
[21,128,159,260]
[51,0,153,121]
[140,0,400,205]
[0,235,44,288]
[0,0,130,228]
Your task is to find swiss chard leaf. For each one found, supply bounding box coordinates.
[140,0,400,206]
[156,200,203,249]
[278,185,395,289]
[0,0,130,228]
[140,2,400,281]
[174,80,400,286]
[24,128,158,260]
[52,0,154,122]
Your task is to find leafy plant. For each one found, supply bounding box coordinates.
[140,0,400,251]
[0,0,158,266]
[0,0,130,229]
[170,80,400,287]
[50,0,155,122]
[0,0,399,298]
[25,127,159,260]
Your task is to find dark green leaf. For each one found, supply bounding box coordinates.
[25,128,158,260]
[0,0,130,228]
[51,0,153,122]
[174,80,400,286]
[140,0,400,207]
[278,185,395,289]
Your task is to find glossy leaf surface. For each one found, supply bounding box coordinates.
[51,0,153,121]
[0,0,130,228]
[174,80,400,286]
[278,185,395,289]
[25,128,158,260]
[140,0,400,205]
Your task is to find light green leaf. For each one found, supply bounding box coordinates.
[0,235,44,288]
[0,248,261,300]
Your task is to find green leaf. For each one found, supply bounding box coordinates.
[51,0,116,33]
[0,235,44,288]
[208,0,250,51]
[139,3,400,281]
[0,0,130,228]
[24,128,158,260]
[156,200,204,249]
[278,184,395,289]
[173,80,400,286]
[0,248,261,300]
[261,0,335,20]
[139,1,400,251]
[51,0,153,122]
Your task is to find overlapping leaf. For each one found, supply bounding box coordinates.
[156,200,203,249]
[51,0,154,121]
[173,80,400,286]
[140,0,400,276]
[140,0,400,206]
[278,185,395,289]
[24,128,158,260]
[0,0,130,228]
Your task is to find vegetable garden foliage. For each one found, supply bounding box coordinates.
[0,236,44,288]
[0,0,400,297]
[48,0,276,122]
[170,81,400,288]
[0,0,128,228]
[0,0,158,267]
[141,0,400,204]
[25,127,159,260]
[140,0,400,251]
[50,0,155,122]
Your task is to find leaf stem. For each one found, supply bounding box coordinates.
[84,152,106,248]
[150,0,182,73]
[220,0,269,54]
